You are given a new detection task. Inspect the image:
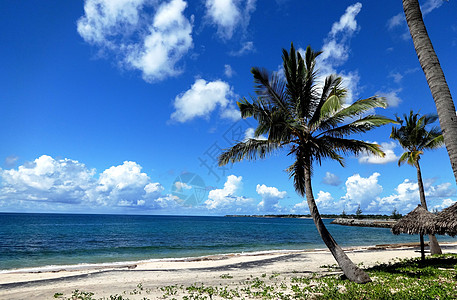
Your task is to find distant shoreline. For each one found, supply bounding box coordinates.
[225,214,399,220]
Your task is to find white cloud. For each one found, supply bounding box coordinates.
[77,0,146,45]
[358,141,399,164]
[0,155,173,211]
[174,181,192,192]
[230,41,255,56]
[77,0,193,82]
[224,64,234,77]
[256,184,286,212]
[425,182,456,198]
[369,178,456,214]
[244,128,267,141]
[315,191,334,208]
[171,78,240,122]
[204,175,253,210]
[0,155,96,204]
[315,3,362,103]
[145,182,165,195]
[388,72,403,84]
[386,0,444,36]
[421,0,445,15]
[387,13,403,30]
[294,191,335,212]
[376,89,402,107]
[329,3,362,37]
[433,198,457,212]
[322,172,342,186]
[205,0,256,39]
[4,155,19,168]
[341,172,383,212]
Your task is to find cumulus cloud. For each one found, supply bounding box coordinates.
[256,184,286,212]
[204,175,253,210]
[322,172,342,186]
[0,155,96,204]
[294,191,335,213]
[0,155,174,211]
[358,141,399,164]
[77,0,193,82]
[205,0,256,39]
[171,78,240,122]
[433,198,457,211]
[313,2,362,103]
[369,178,456,214]
[425,181,456,198]
[174,181,192,192]
[341,172,383,212]
[375,89,402,107]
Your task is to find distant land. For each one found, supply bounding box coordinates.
[225,214,401,228]
[225,214,401,220]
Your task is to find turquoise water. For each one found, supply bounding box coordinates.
[0,213,455,271]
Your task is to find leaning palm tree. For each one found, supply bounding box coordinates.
[390,111,444,254]
[402,0,457,184]
[219,43,395,283]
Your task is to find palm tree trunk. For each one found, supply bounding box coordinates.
[403,0,457,184]
[415,161,442,254]
[303,159,371,283]
[420,234,425,262]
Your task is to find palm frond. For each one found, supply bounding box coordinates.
[424,133,444,149]
[319,137,385,158]
[319,115,397,138]
[287,148,306,197]
[218,139,281,166]
[398,152,409,167]
[390,110,443,157]
[319,96,389,129]
[250,67,290,116]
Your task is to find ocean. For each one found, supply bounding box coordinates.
[0,213,455,271]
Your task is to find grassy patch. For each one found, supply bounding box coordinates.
[55,254,457,299]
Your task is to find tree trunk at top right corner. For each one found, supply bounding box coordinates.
[415,161,442,255]
[303,160,371,284]
[402,0,457,185]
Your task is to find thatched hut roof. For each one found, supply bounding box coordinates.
[391,205,438,235]
[436,202,457,237]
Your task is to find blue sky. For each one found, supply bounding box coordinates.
[1,0,456,216]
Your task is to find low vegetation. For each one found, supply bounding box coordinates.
[55,254,457,299]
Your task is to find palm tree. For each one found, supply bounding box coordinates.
[390,111,444,254]
[402,0,457,184]
[219,43,395,283]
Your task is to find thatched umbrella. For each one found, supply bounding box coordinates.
[436,202,457,237]
[391,205,438,261]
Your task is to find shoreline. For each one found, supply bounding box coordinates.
[2,241,456,275]
[2,242,457,299]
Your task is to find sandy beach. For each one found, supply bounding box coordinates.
[1,242,457,299]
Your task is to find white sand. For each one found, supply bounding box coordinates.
[1,242,457,299]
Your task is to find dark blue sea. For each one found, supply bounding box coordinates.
[0,213,455,271]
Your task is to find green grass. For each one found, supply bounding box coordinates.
[54,254,457,299]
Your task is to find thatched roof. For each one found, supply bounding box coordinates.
[436,202,457,237]
[391,205,438,235]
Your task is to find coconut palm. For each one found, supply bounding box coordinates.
[219,43,395,283]
[402,0,457,184]
[390,110,444,254]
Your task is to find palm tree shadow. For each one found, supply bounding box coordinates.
[365,255,457,279]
